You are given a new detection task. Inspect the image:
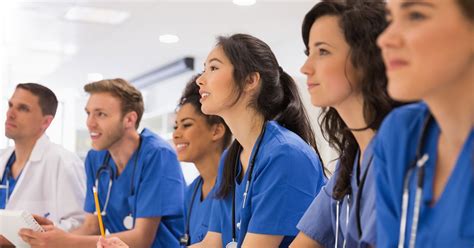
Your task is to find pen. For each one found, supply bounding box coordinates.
[93,186,106,237]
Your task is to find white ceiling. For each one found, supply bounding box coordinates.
[0,0,317,92]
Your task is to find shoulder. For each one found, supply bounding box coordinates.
[378,102,429,137]
[140,128,176,156]
[262,121,320,163]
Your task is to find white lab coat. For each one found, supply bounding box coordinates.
[0,134,86,231]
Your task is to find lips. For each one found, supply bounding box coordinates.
[386,59,409,71]
[199,89,210,101]
[175,143,189,152]
[5,122,16,129]
[89,132,102,140]
[307,82,320,90]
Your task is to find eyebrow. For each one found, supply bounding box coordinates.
[400,1,435,9]
[314,41,334,48]
[179,117,195,123]
[9,101,31,109]
[84,108,106,112]
[203,58,224,67]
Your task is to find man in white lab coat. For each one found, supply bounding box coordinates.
[0,83,86,246]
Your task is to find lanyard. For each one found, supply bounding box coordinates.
[230,121,267,243]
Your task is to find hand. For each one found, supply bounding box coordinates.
[32,214,54,226]
[97,237,129,248]
[19,225,70,248]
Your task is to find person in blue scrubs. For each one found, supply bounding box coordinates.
[189,33,326,248]
[374,0,474,247]
[20,78,185,248]
[173,74,232,245]
[290,1,399,247]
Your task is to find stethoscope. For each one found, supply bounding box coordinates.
[227,121,267,248]
[398,114,432,248]
[0,153,17,207]
[334,153,374,248]
[95,137,142,230]
[180,177,203,246]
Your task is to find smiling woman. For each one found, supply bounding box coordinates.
[173,74,232,246]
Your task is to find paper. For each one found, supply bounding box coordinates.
[0,210,44,248]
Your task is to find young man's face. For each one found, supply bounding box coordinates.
[5,88,50,142]
[85,92,126,151]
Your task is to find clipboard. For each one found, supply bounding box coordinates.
[0,210,45,248]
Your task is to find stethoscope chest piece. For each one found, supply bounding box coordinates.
[225,241,238,248]
[123,214,134,230]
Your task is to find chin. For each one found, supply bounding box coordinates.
[388,80,422,102]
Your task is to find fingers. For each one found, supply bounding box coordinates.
[32,215,54,226]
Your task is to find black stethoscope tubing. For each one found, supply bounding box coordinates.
[230,121,267,243]
[180,177,203,246]
[95,136,143,215]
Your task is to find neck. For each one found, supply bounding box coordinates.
[108,130,141,174]
[424,69,474,148]
[194,149,220,199]
[335,95,375,158]
[194,150,220,187]
[221,104,265,173]
[13,133,42,169]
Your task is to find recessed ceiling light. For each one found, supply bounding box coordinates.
[159,34,179,44]
[233,0,256,6]
[64,6,130,25]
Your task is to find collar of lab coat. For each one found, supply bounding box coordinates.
[28,134,49,163]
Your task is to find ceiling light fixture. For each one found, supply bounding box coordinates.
[159,34,179,44]
[233,0,256,6]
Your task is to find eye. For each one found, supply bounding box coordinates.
[19,105,29,112]
[173,125,178,130]
[183,123,192,128]
[210,66,218,71]
[319,48,330,56]
[408,11,426,21]
[98,112,107,117]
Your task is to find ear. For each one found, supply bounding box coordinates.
[123,111,138,129]
[211,123,226,142]
[41,115,54,131]
[243,72,261,93]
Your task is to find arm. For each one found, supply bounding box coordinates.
[54,151,87,231]
[70,214,100,235]
[241,233,283,248]
[0,235,14,247]
[289,232,324,248]
[18,217,161,248]
[188,231,222,248]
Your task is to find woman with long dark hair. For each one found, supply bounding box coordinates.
[191,33,326,247]
[374,0,473,247]
[291,1,396,247]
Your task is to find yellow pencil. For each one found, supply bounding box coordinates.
[93,186,106,237]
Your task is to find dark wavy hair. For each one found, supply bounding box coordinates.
[215,33,325,198]
[457,0,474,21]
[177,74,232,151]
[302,0,398,200]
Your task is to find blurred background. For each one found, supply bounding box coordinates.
[0,0,335,183]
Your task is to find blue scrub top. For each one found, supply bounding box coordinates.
[374,102,474,247]
[84,128,185,248]
[297,139,376,248]
[184,176,216,245]
[208,121,326,247]
[0,153,18,209]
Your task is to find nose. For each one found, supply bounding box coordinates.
[300,56,314,76]
[377,21,403,51]
[6,107,15,120]
[172,126,182,141]
[86,115,97,130]
[196,73,205,86]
